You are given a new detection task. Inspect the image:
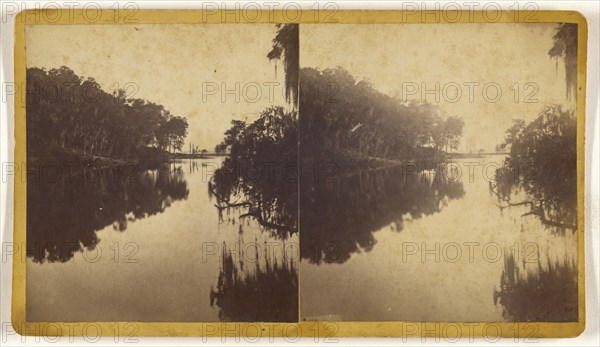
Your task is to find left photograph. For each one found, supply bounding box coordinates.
[24,23,299,322]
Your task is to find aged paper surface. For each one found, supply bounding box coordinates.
[12,9,587,338]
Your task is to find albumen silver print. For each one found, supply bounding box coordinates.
[298,22,579,323]
[11,8,586,338]
[25,23,299,322]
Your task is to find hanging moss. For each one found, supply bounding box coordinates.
[548,23,578,101]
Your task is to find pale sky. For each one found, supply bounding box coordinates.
[26,24,288,152]
[301,23,575,152]
[26,23,575,153]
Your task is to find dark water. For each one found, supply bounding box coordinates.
[26,158,298,322]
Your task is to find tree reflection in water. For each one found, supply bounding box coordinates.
[494,251,577,322]
[301,163,465,264]
[208,106,299,238]
[210,238,298,322]
[207,136,299,321]
[27,164,189,263]
[492,102,578,321]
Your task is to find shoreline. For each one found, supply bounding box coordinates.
[27,148,166,171]
[26,148,505,175]
[26,148,230,173]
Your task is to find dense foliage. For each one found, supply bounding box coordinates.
[210,107,298,236]
[27,66,188,161]
[299,67,464,161]
[493,105,577,231]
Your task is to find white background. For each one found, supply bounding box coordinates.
[1,1,598,346]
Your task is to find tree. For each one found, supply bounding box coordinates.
[215,143,227,155]
[498,119,526,152]
[156,116,188,153]
[493,105,577,231]
[548,23,578,100]
[443,116,465,152]
[215,120,246,154]
[166,117,188,153]
[299,66,465,160]
[26,66,188,160]
[210,106,298,236]
[267,24,299,106]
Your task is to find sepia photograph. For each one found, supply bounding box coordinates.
[24,23,299,322]
[10,8,588,338]
[298,22,579,322]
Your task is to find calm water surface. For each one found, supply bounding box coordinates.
[299,156,577,322]
[27,156,576,322]
[27,158,298,322]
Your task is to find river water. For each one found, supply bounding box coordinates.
[27,158,298,322]
[299,156,578,322]
[26,156,577,322]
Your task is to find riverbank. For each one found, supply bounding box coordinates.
[169,152,227,159]
[28,146,456,176]
[302,147,450,177]
[449,152,509,159]
[27,147,169,172]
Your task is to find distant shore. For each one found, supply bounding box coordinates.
[169,152,228,159]
[301,148,453,178]
[449,152,509,159]
[27,147,508,176]
[26,147,234,172]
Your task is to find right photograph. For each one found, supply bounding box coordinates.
[298,23,579,322]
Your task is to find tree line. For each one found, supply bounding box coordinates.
[215,66,465,165]
[299,67,464,161]
[27,66,188,161]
